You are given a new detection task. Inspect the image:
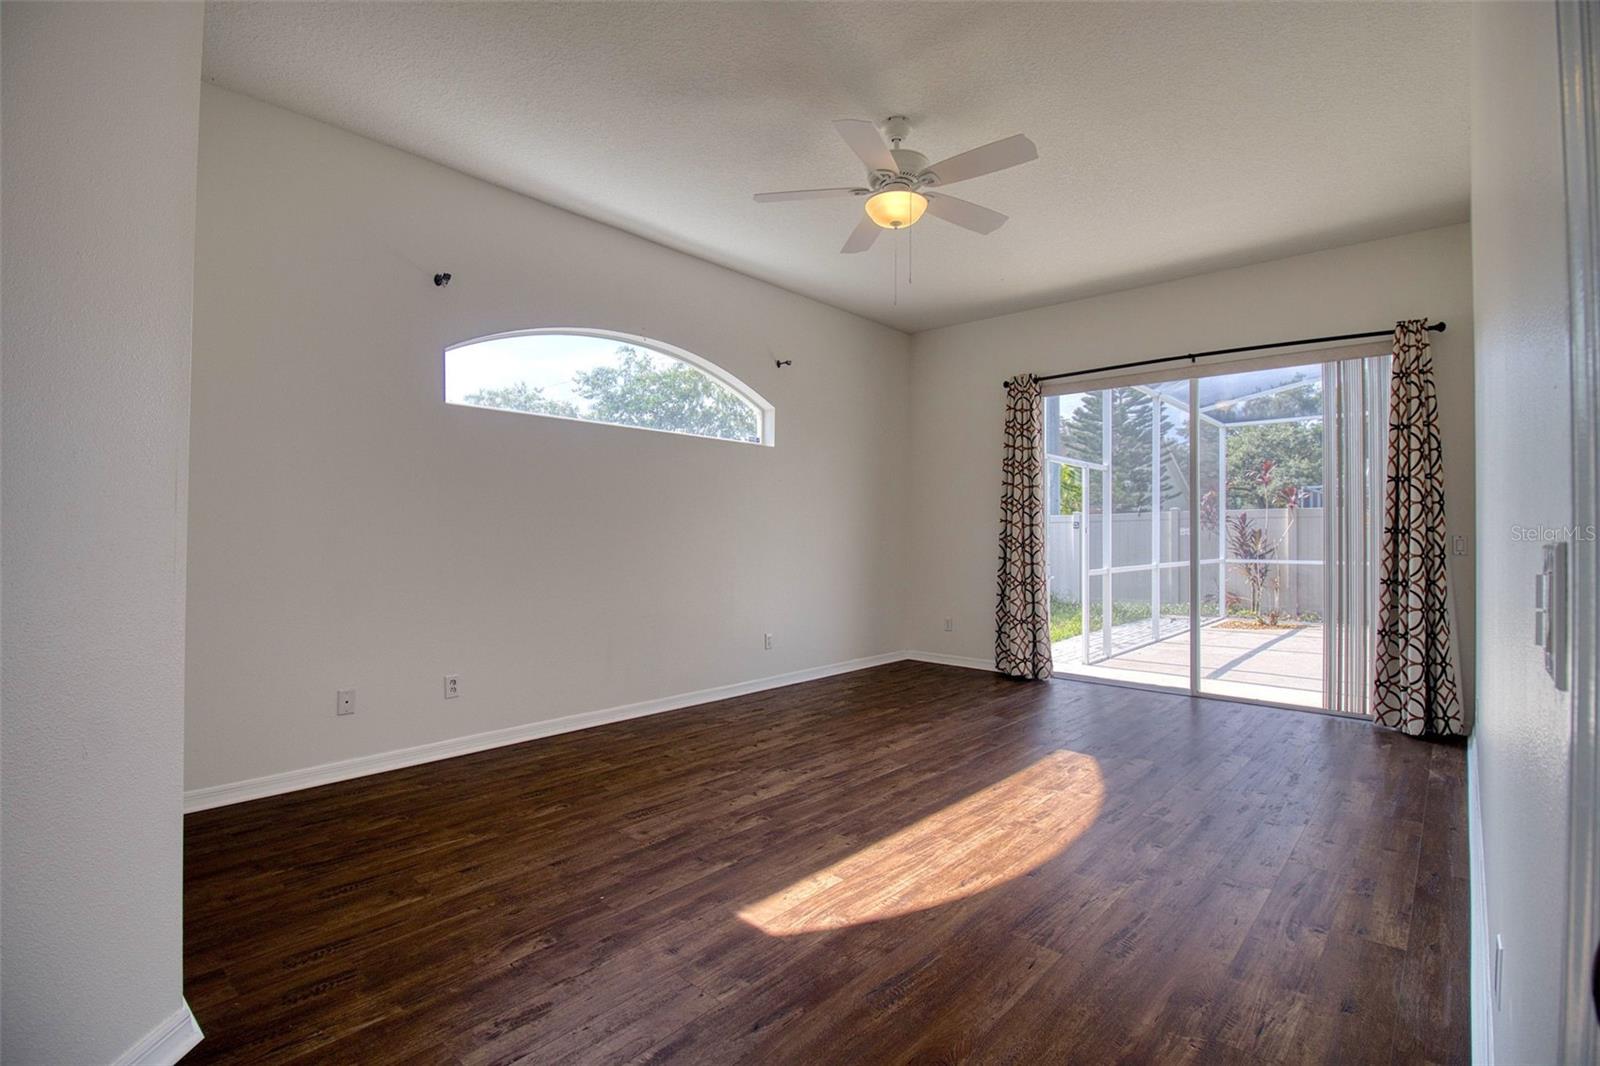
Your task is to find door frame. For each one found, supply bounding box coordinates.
[1558,0,1600,1058]
[1048,360,1380,718]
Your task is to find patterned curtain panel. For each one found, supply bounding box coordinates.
[1374,320,1464,736]
[996,375,1053,680]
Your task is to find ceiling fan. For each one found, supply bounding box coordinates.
[753,116,1037,254]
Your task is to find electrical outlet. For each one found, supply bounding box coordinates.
[336,688,356,716]
[944,617,954,632]
[444,674,460,699]
[763,633,774,651]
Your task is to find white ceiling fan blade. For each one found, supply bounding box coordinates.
[833,119,898,173]
[753,187,867,202]
[840,213,881,254]
[924,193,1008,235]
[923,133,1037,187]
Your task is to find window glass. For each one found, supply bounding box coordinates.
[446,331,766,445]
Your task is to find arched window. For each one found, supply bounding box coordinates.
[445,329,773,446]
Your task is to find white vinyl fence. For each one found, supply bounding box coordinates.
[1047,507,1326,619]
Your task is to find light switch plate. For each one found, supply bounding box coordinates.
[1536,541,1569,690]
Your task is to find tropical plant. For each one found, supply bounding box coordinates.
[1226,511,1276,622]
[1225,459,1303,624]
[1199,487,1219,534]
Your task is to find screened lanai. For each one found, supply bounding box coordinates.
[1043,354,1390,712]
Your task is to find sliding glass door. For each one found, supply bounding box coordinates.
[1046,386,1191,689]
[1194,365,1327,708]
[1044,347,1388,716]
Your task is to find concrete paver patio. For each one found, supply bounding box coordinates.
[1054,619,1324,708]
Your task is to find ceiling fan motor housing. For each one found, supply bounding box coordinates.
[877,117,931,186]
[887,149,929,181]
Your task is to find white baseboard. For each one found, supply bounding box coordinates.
[112,1000,202,1066]
[184,652,912,812]
[1468,736,1494,1065]
[904,650,996,672]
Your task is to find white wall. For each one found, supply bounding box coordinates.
[906,224,1476,698]
[1470,4,1574,1062]
[1,3,203,1062]
[185,87,911,794]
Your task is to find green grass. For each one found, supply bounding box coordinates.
[1050,596,1323,643]
[1049,597,1190,643]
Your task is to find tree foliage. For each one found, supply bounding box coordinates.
[1060,384,1324,513]
[1057,464,1082,514]
[572,347,758,441]
[461,345,759,442]
[1211,379,1320,420]
[1059,390,1184,512]
[1223,422,1321,508]
[463,381,579,418]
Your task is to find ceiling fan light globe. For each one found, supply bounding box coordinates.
[864,189,928,230]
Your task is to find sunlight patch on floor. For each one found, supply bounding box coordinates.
[737,750,1104,936]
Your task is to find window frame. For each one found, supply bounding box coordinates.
[444,327,776,447]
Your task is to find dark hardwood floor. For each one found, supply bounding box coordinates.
[183,662,1468,1065]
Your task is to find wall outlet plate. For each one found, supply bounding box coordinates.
[763,633,774,651]
[444,674,460,699]
[336,688,356,716]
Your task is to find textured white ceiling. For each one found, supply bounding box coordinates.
[201,1,1470,333]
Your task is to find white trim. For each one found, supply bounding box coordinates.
[904,650,997,672]
[1469,736,1495,1065]
[184,653,906,811]
[1048,665,1363,722]
[184,646,1405,816]
[111,1000,202,1066]
[1558,2,1600,1060]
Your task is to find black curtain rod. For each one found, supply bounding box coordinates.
[1028,321,1446,385]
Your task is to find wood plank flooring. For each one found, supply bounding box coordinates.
[183,662,1469,1065]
